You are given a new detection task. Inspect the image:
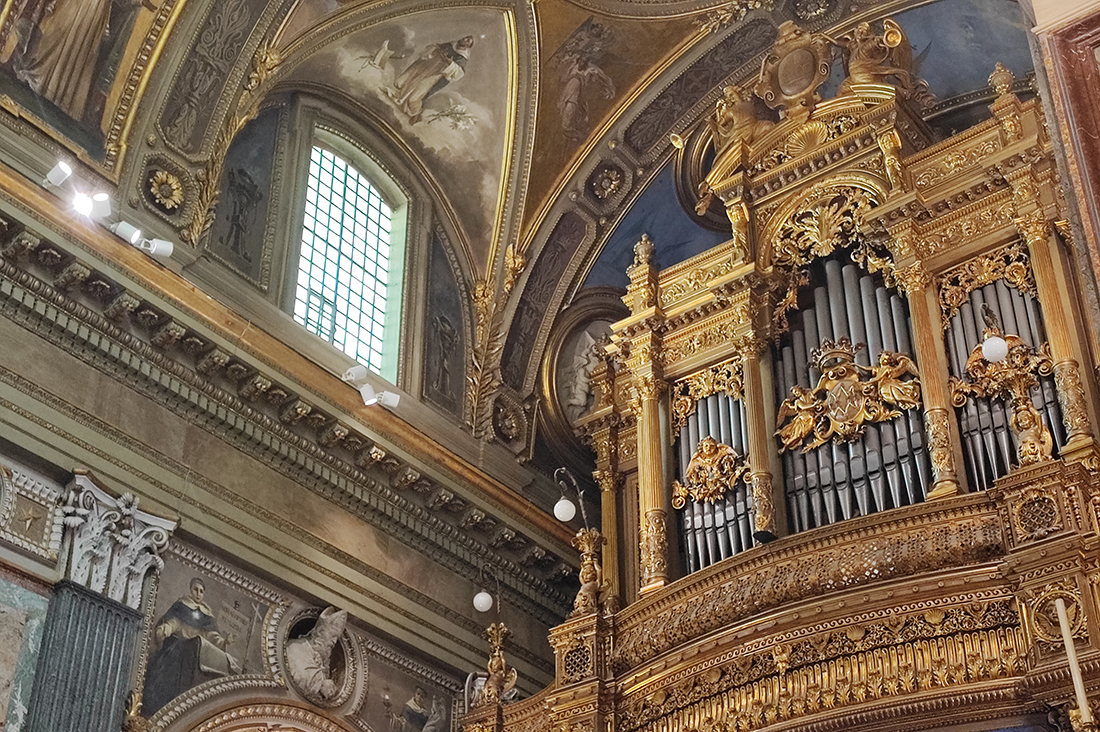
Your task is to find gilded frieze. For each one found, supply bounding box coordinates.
[612,503,1005,673]
[909,130,1002,191]
[620,600,1023,732]
[937,242,1035,327]
[916,195,1018,258]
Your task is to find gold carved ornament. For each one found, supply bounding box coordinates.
[570,528,609,617]
[672,437,750,509]
[480,623,518,706]
[671,358,744,433]
[938,243,1035,329]
[950,307,1054,466]
[775,338,922,452]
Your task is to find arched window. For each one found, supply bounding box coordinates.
[292,145,404,377]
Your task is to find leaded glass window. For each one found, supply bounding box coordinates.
[293,146,393,373]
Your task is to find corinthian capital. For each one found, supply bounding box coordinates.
[61,471,177,609]
[1014,210,1051,246]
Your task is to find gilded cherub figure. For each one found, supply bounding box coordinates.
[833,19,930,102]
[708,85,774,154]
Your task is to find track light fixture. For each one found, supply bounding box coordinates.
[91,192,111,219]
[43,161,72,188]
[341,365,400,407]
[135,238,174,258]
[110,221,143,245]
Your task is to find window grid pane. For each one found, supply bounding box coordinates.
[293,147,392,372]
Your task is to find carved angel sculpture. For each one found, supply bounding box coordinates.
[870,351,921,409]
[776,385,821,452]
[708,86,774,154]
[835,19,927,101]
[481,647,517,705]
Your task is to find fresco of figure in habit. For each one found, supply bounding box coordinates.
[396,686,447,732]
[384,36,474,123]
[1,0,155,124]
[141,577,242,717]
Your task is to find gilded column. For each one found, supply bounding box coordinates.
[584,352,621,601]
[893,222,965,497]
[735,320,778,541]
[1013,201,1096,454]
[620,234,669,593]
[631,341,668,593]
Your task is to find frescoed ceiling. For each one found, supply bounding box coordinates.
[0,0,1043,520]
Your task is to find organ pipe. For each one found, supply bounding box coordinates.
[774,255,931,533]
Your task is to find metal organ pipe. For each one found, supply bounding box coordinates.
[944,281,1064,490]
[773,255,931,534]
[676,390,754,571]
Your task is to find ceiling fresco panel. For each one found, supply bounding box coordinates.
[286,8,516,270]
[524,1,696,231]
[0,0,183,169]
[159,0,271,156]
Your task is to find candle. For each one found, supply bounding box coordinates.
[1056,597,1094,724]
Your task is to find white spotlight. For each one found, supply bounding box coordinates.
[91,193,112,219]
[358,383,400,408]
[343,365,399,407]
[554,496,577,522]
[110,221,143,245]
[43,161,72,188]
[473,590,494,613]
[72,192,93,217]
[981,334,1009,363]
[135,238,174,258]
[343,365,370,384]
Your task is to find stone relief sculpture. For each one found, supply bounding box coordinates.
[286,606,348,703]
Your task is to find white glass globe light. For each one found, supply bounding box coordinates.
[473,590,494,613]
[981,335,1009,363]
[554,496,577,522]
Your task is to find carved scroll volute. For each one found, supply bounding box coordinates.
[755,21,833,123]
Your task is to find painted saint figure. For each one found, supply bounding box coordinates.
[385,36,474,123]
[141,577,241,717]
[8,0,154,121]
[557,55,614,142]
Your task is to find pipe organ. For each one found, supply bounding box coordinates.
[462,21,1100,732]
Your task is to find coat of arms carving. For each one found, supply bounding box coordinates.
[776,337,921,452]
